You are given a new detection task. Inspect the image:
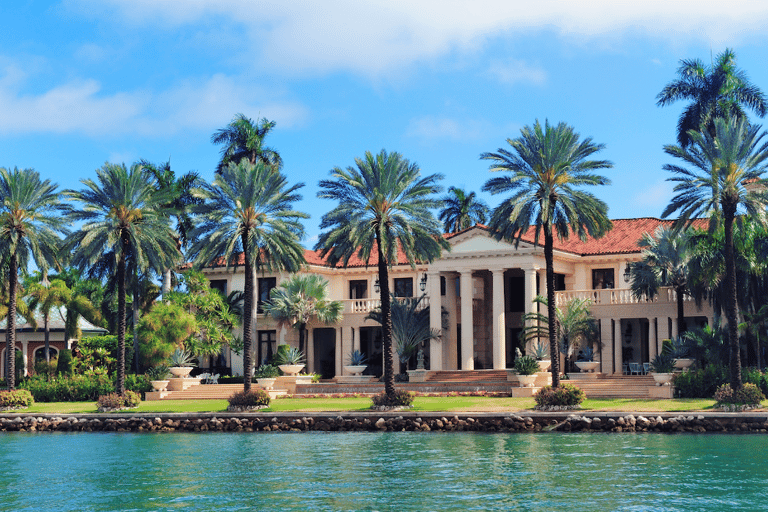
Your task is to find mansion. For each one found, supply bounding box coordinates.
[202,218,714,379]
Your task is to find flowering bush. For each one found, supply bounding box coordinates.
[0,389,34,409]
[97,390,141,411]
[228,389,270,408]
[534,383,586,409]
[371,390,414,407]
[714,383,764,408]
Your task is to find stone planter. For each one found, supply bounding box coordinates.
[344,365,367,376]
[169,366,193,378]
[537,360,551,372]
[257,378,276,390]
[652,373,674,386]
[517,374,537,388]
[674,358,694,370]
[575,361,600,373]
[150,380,169,392]
[279,364,305,376]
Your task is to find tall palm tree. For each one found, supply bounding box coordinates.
[188,160,307,392]
[481,120,613,388]
[629,226,695,336]
[139,159,202,296]
[438,186,490,233]
[0,167,65,390]
[262,274,343,356]
[663,116,768,389]
[46,267,104,343]
[657,48,767,148]
[211,114,283,174]
[64,163,180,395]
[26,277,71,364]
[316,149,449,401]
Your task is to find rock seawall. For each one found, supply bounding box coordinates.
[2,412,768,433]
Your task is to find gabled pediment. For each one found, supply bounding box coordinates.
[449,228,533,253]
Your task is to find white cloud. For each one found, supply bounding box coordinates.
[487,60,547,86]
[65,1,768,78]
[631,180,674,212]
[406,115,487,141]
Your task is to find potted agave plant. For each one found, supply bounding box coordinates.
[254,364,279,390]
[147,365,172,392]
[575,346,599,373]
[531,341,551,372]
[650,353,676,386]
[671,338,694,370]
[168,348,196,378]
[514,355,540,387]
[275,345,306,376]
[344,349,367,376]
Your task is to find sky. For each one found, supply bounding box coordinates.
[3,1,768,246]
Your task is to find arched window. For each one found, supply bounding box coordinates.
[34,346,58,362]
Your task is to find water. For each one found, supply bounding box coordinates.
[0,431,766,511]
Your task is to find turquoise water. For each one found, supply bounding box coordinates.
[0,431,766,511]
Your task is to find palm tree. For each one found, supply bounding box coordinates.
[629,226,695,336]
[438,186,490,233]
[481,120,613,388]
[0,167,65,390]
[262,274,343,357]
[316,149,449,401]
[211,114,283,174]
[50,267,105,343]
[26,277,71,364]
[662,115,768,389]
[657,48,767,148]
[64,163,180,395]
[188,160,307,392]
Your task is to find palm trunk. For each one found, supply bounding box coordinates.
[676,286,686,337]
[116,250,127,396]
[724,205,742,389]
[544,225,560,388]
[44,313,50,365]
[133,287,139,373]
[242,234,253,393]
[162,269,172,299]
[6,253,17,390]
[298,322,306,360]
[377,233,395,399]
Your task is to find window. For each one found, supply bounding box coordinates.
[257,277,277,313]
[349,280,368,299]
[393,277,413,298]
[440,276,446,296]
[257,330,277,366]
[209,279,227,296]
[34,346,58,361]
[592,269,615,289]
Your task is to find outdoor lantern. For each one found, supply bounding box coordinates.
[623,264,632,283]
[420,273,428,292]
[374,278,380,293]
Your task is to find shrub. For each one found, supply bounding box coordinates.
[741,367,768,397]
[228,389,270,408]
[514,355,540,375]
[34,358,58,377]
[714,383,765,409]
[20,374,114,402]
[253,364,279,379]
[125,374,153,395]
[123,390,141,408]
[534,383,586,409]
[0,389,34,409]
[97,390,141,411]
[371,389,414,408]
[673,364,728,398]
[649,353,675,374]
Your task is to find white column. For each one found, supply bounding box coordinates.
[352,326,359,353]
[428,271,442,370]
[22,340,28,377]
[307,328,315,373]
[460,270,474,370]
[658,317,671,343]
[334,327,342,378]
[614,320,623,375]
[445,272,458,370]
[492,269,506,369]
[648,318,658,360]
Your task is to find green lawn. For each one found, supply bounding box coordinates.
[16,396,728,414]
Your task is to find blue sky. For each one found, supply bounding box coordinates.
[3,1,768,245]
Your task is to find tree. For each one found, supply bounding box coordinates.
[64,163,180,395]
[50,267,105,342]
[657,48,767,148]
[316,149,449,401]
[663,116,768,389]
[211,114,283,174]
[629,226,695,336]
[366,294,439,373]
[262,274,343,357]
[188,160,307,392]
[0,167,65,390]
[438,186,489,233]
[481,120,613,388]
[520,296,598,374]
[26,277,71,364]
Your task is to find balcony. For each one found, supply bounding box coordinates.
[555,287,689,307]
[341,296,430,315]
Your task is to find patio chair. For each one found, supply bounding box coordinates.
[642,362,651,375]
[622,364,629,375]
[629,362,642,375]
[197,372,210,383]
[209,373,220,385]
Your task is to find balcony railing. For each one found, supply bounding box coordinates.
[555,287,689,307]
[342,296,430,315]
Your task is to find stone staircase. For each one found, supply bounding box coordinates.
[568,375,655,398]
[427,370,509,383]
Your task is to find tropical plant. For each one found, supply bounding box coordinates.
[168,348,196,368]
[146,365,172,381]
[629,226,695,335]
[577,346,595,362]
[657,48,767,148]
[26,277,76,365]
[663,116,768,389]
[317,149,449,402]
[0,167,66,390]
[649,353,676,374]
[533,383,585,409]
[188,160,307,392]
[371,389,414,408]
[137,301,197,368]
[438,186,489,233]
[482,120,612,387]
[514,355,540,376]
[228,388,270,408]
[262,274,343,355]
[211,114,283,174]
[64,162,180,395]
[253,364,279,379]
[680,321,730,368]
[366,294,441,373]
[49,267,106,342]
[347,349,367,366]
[274,346,306,366]
[530,340,549,361]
